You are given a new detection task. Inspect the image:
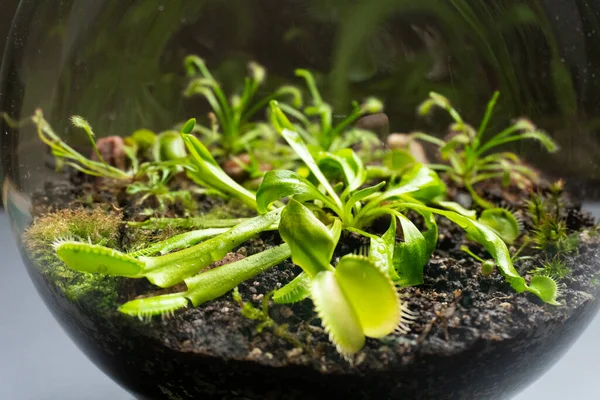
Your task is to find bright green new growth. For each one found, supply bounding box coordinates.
[412,92,558,209]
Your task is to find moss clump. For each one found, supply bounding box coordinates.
[24,208,124,313]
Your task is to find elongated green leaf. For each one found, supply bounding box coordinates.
[383,149,417,175]
[270,102,343,212]
[279,199,337,277]
[119,244,292,317]
[182,131,257,209]
[478,208,520,244]
[406,204,526,293]
[273,272,311,304]
[384,164,447,202]
[344,182,386,217]
[311,270,365,355]
[434,200,477,219]
[393,213,429,287]
[128,228,229,257]
[413,208,439,257]
[279,127,342,209]
[317,149,366,193]
[144,209,282,287]
[256,170,335,214]
[184,244,291,306]
[335,255,401,338]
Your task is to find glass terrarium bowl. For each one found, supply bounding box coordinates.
[2,1,600,399]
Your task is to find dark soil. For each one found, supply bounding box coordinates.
[24,171,600,400]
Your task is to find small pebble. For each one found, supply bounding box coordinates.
[279,306,294,319]
[249,348,262,358]
[252,294,264,302]
[285,348,303,359]
[500,302,513,311]
[355,352,367,366]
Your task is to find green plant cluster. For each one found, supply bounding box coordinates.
[524,180,580,282]
[23,60,571,356]
[411,92,558,209]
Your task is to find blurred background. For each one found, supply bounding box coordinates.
[0,0,599,399]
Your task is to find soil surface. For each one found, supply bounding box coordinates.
[24,169,600,400]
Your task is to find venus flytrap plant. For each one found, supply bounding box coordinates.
[274,69,383,152]
[180,118,258,209]
[265,102,558,305]
[184,55,302,157]
[33,110,131,180]
[277,199,405,356]
[411,92,558,209]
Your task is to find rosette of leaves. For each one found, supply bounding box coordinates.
[183,55,302,161]
[410,92,558,209]
[273,68,384,153]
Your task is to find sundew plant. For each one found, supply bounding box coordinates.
[42,95,560,356]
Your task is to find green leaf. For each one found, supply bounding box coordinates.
[317,148,367,193]
[270,101,342,212]
[344,182,386,216]
[393,213,429,287]
[526,276,559,306]
[181,118,197,134]
[183,244,291,307]
[383,149,417,175]
[369,218,399,280]
[153,131,187,161]
[407,204,526,293]
[256,170,335,214]
[130,129,157,149]
[144,209,282,288]
[273,272,311,304]
[384,164,447,202]
[55,241,144,277]
[119,244,292,318]
[279,199,337,277]
[414,208,439,257]
[335,254,402,338]
[478,208,520,244]
[434,200,477,219]
[182,132,257,209]
[311,270,365,355]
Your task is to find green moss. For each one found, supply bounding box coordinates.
[24,208,124,313]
